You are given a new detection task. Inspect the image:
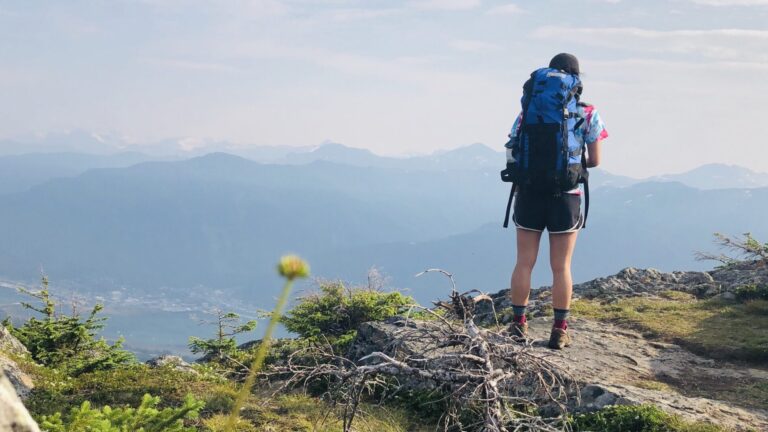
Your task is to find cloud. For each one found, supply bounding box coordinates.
[688,0,768,5]
[486,3,523,14]
[533,26,768,62]
[409,0,482,11]
[450,39,502,52]
[327,7,402,21]
[221,39,497,92]
[134,0,290,18]
[144,58,240,73]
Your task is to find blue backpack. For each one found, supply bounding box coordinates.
[501,67,590,228]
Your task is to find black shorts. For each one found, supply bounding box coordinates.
[512,190,583,233]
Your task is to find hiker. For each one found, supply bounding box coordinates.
[500,53,608,349]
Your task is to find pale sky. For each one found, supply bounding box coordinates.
[1,0,767,177]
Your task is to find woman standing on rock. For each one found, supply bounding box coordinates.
[502,53,608,349]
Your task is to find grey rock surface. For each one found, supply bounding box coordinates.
[474,263,768,325]
[0,328,34,400]
[526,318,768,431]
[350,317,442,361]
[0,327,28,357]
[572,267,719,300]
[351,317,768,431]
[0,372,40,432]
[146,355,197,374]
[0,357,34,400]
[710,259,768,289]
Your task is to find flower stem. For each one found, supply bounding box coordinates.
[225,278,294,430]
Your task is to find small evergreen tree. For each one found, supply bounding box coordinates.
[188,309,256,362]
[39,393,204,432]
[2,275,134,376]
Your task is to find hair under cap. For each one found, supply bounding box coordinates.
[549,53,580,75]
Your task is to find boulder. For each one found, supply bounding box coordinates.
[0,371,40,432]
[473,267,726,326]
[573,267,719,299]
[349,317,437,361]
[709,259,768,289]
[0,327,28,357]
[145,355,197,374]
[0,328,34,400]
[0,357,34,400]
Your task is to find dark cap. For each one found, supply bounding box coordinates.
[549,53,580,75]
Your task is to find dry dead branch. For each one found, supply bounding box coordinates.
[695,232,768,264]
[268,269,577,432]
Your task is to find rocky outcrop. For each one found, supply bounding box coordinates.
[0,357,34,400]
[526,318,768,430]
[0,372,40,432]
[474,263,768,325]
[351,317,768,431]
[146,355,197,374]
[0,327,34,400]
[571,261,766,301]
[573,267,720,299]
[710,259,768,289]
[0,327,28,357]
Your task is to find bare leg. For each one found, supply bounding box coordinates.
[510,228,543,306]
[549,231,579,310]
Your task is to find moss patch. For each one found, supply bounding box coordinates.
[571,292,768,410]
[569,404,727,432]
[633,379,676,393]
[226,393,432,432]
[24,363,223,417]
[571,292,768,362]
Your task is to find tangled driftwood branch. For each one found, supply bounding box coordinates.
[270,269,577,432]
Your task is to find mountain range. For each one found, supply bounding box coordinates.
[1,141,767,357]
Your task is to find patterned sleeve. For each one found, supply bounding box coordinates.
[584,106,609,145]
[505,112,523,149]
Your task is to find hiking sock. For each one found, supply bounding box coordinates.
[553,308,569,330]
[512,304,527,324]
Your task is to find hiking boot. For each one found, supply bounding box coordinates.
[507,321,528,339]
[548,327,571,349]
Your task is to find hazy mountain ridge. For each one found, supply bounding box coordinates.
[3,146,768,354]
[0,152,159,194]
[5,140,768,195]
[649,163,768,190]
[2,152,767,298]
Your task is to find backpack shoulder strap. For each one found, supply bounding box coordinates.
[503,183,517,228]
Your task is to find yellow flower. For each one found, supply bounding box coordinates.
[277,255,310,280]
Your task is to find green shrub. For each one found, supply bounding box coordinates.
[26,363,221,417]
[281,282,414,350]
[2,276,134,376]
[39,393,204,432]
[569,404,722,432]
[734,285,768,303]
